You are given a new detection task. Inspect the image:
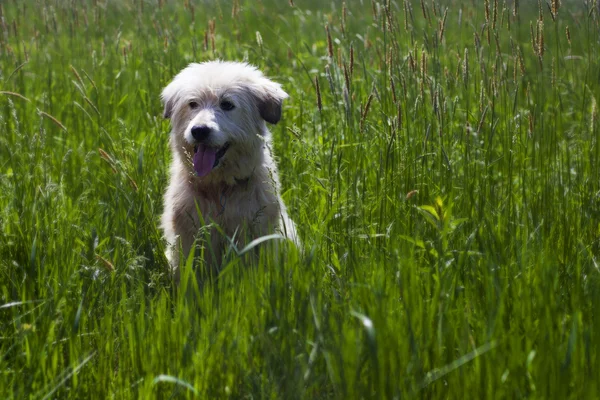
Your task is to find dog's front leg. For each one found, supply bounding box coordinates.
[166,201,202,284]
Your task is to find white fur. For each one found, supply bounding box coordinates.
[160,61,298,281]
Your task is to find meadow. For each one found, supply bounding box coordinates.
[1,0,599,398]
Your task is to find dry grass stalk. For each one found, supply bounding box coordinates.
[96,254,115,272]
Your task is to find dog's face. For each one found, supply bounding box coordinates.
[161,61,288,183]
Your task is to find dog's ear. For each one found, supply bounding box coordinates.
[162,97,174,119]
[161,82,178,120]
[254,79,289,125]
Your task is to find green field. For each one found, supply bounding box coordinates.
[1,0,599,398]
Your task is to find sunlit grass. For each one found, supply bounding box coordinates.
[1,0,599,398]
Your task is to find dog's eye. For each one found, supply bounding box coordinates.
[220,100,235,111]
[189,101,199,109]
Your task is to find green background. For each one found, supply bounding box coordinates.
[1,0,599,398]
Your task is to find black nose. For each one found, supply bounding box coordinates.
[191,125,211,141]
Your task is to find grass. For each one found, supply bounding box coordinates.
[0,0,599,398]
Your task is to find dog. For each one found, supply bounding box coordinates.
[160,61,298,281]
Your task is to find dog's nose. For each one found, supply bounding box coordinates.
[191,125,211,141]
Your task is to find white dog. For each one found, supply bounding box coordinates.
[160,61,298,281]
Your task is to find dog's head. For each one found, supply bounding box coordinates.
[161,61,288,182]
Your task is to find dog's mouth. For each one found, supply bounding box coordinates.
[192,142,230,177]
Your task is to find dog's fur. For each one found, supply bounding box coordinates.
[160,61,298,280]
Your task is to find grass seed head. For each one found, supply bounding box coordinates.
[342,1,347,34]
[325,64,335,95]
[439,8,448,41]
[479,84,485,113]
[474,31,481,50]
[537,19,544,58]
[397,102,402,130]
[360,90,374,131]
[518,47,525,76]
[493,0,498,29]
[343,62,350,92]
[530,21,537,55]
[403,0,409,30]
[326,24,333,58]
[69,65,85,88]
[551,0,560,20]
[408,51,415,73]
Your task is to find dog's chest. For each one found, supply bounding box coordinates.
[191,184,279,236]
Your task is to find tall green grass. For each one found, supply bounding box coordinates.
[1,0,599,398]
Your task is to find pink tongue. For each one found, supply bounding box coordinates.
[193,146,217,177]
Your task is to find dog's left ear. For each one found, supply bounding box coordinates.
[254,79,289,125]
[161,82,178,119]
[162,97,174,119]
